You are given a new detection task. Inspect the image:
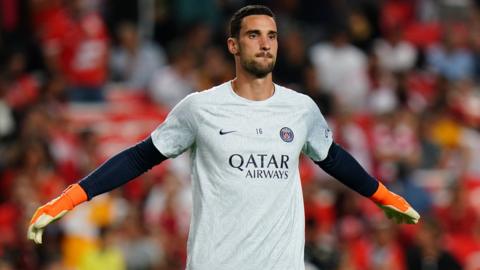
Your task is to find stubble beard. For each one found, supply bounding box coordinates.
[240,53,276,78]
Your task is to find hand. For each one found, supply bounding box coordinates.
[370,182,420,224]
[27,184,87,244]
[377,202,420,224]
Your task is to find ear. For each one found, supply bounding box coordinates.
[227,37,239,55]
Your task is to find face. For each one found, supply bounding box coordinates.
[228,15,278,78]
[118,24,138,49]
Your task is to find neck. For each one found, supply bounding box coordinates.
[231,71,274,101]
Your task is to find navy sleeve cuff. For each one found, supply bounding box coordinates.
[314,142,379,197]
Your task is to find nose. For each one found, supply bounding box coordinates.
[259,36,271,51]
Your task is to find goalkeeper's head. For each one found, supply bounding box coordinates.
[227,5,278,79]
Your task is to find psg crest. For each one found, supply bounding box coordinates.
[280,127,294,142]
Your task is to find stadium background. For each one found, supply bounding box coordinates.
[1,0,480,269]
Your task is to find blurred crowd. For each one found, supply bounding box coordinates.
[1,0,480,269]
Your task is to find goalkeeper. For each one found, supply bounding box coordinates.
[28,5,419,270]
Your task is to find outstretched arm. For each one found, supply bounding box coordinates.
[315,142,420,224]
[28,136,167,244]
[78,136,167,199]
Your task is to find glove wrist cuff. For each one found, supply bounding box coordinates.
[370,182,410,212]
[369,182,388,204]
[63,184,88,208]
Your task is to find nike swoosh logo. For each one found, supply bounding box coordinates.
[219,129,236,135]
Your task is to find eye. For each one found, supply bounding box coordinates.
[268,34,277,40]
[248,33,257,39]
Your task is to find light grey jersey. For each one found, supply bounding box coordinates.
[151,81,333,270]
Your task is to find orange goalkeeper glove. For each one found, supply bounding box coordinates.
[28,184,88,244]
[370,182,420,224]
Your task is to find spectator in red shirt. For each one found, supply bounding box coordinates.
[3,51,40,111]
[40,0,109,102]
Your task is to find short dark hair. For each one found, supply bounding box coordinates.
[229,5,275,38]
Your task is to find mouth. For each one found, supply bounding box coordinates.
[255,52,273,58]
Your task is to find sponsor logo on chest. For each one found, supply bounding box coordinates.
[228,153,289,180]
